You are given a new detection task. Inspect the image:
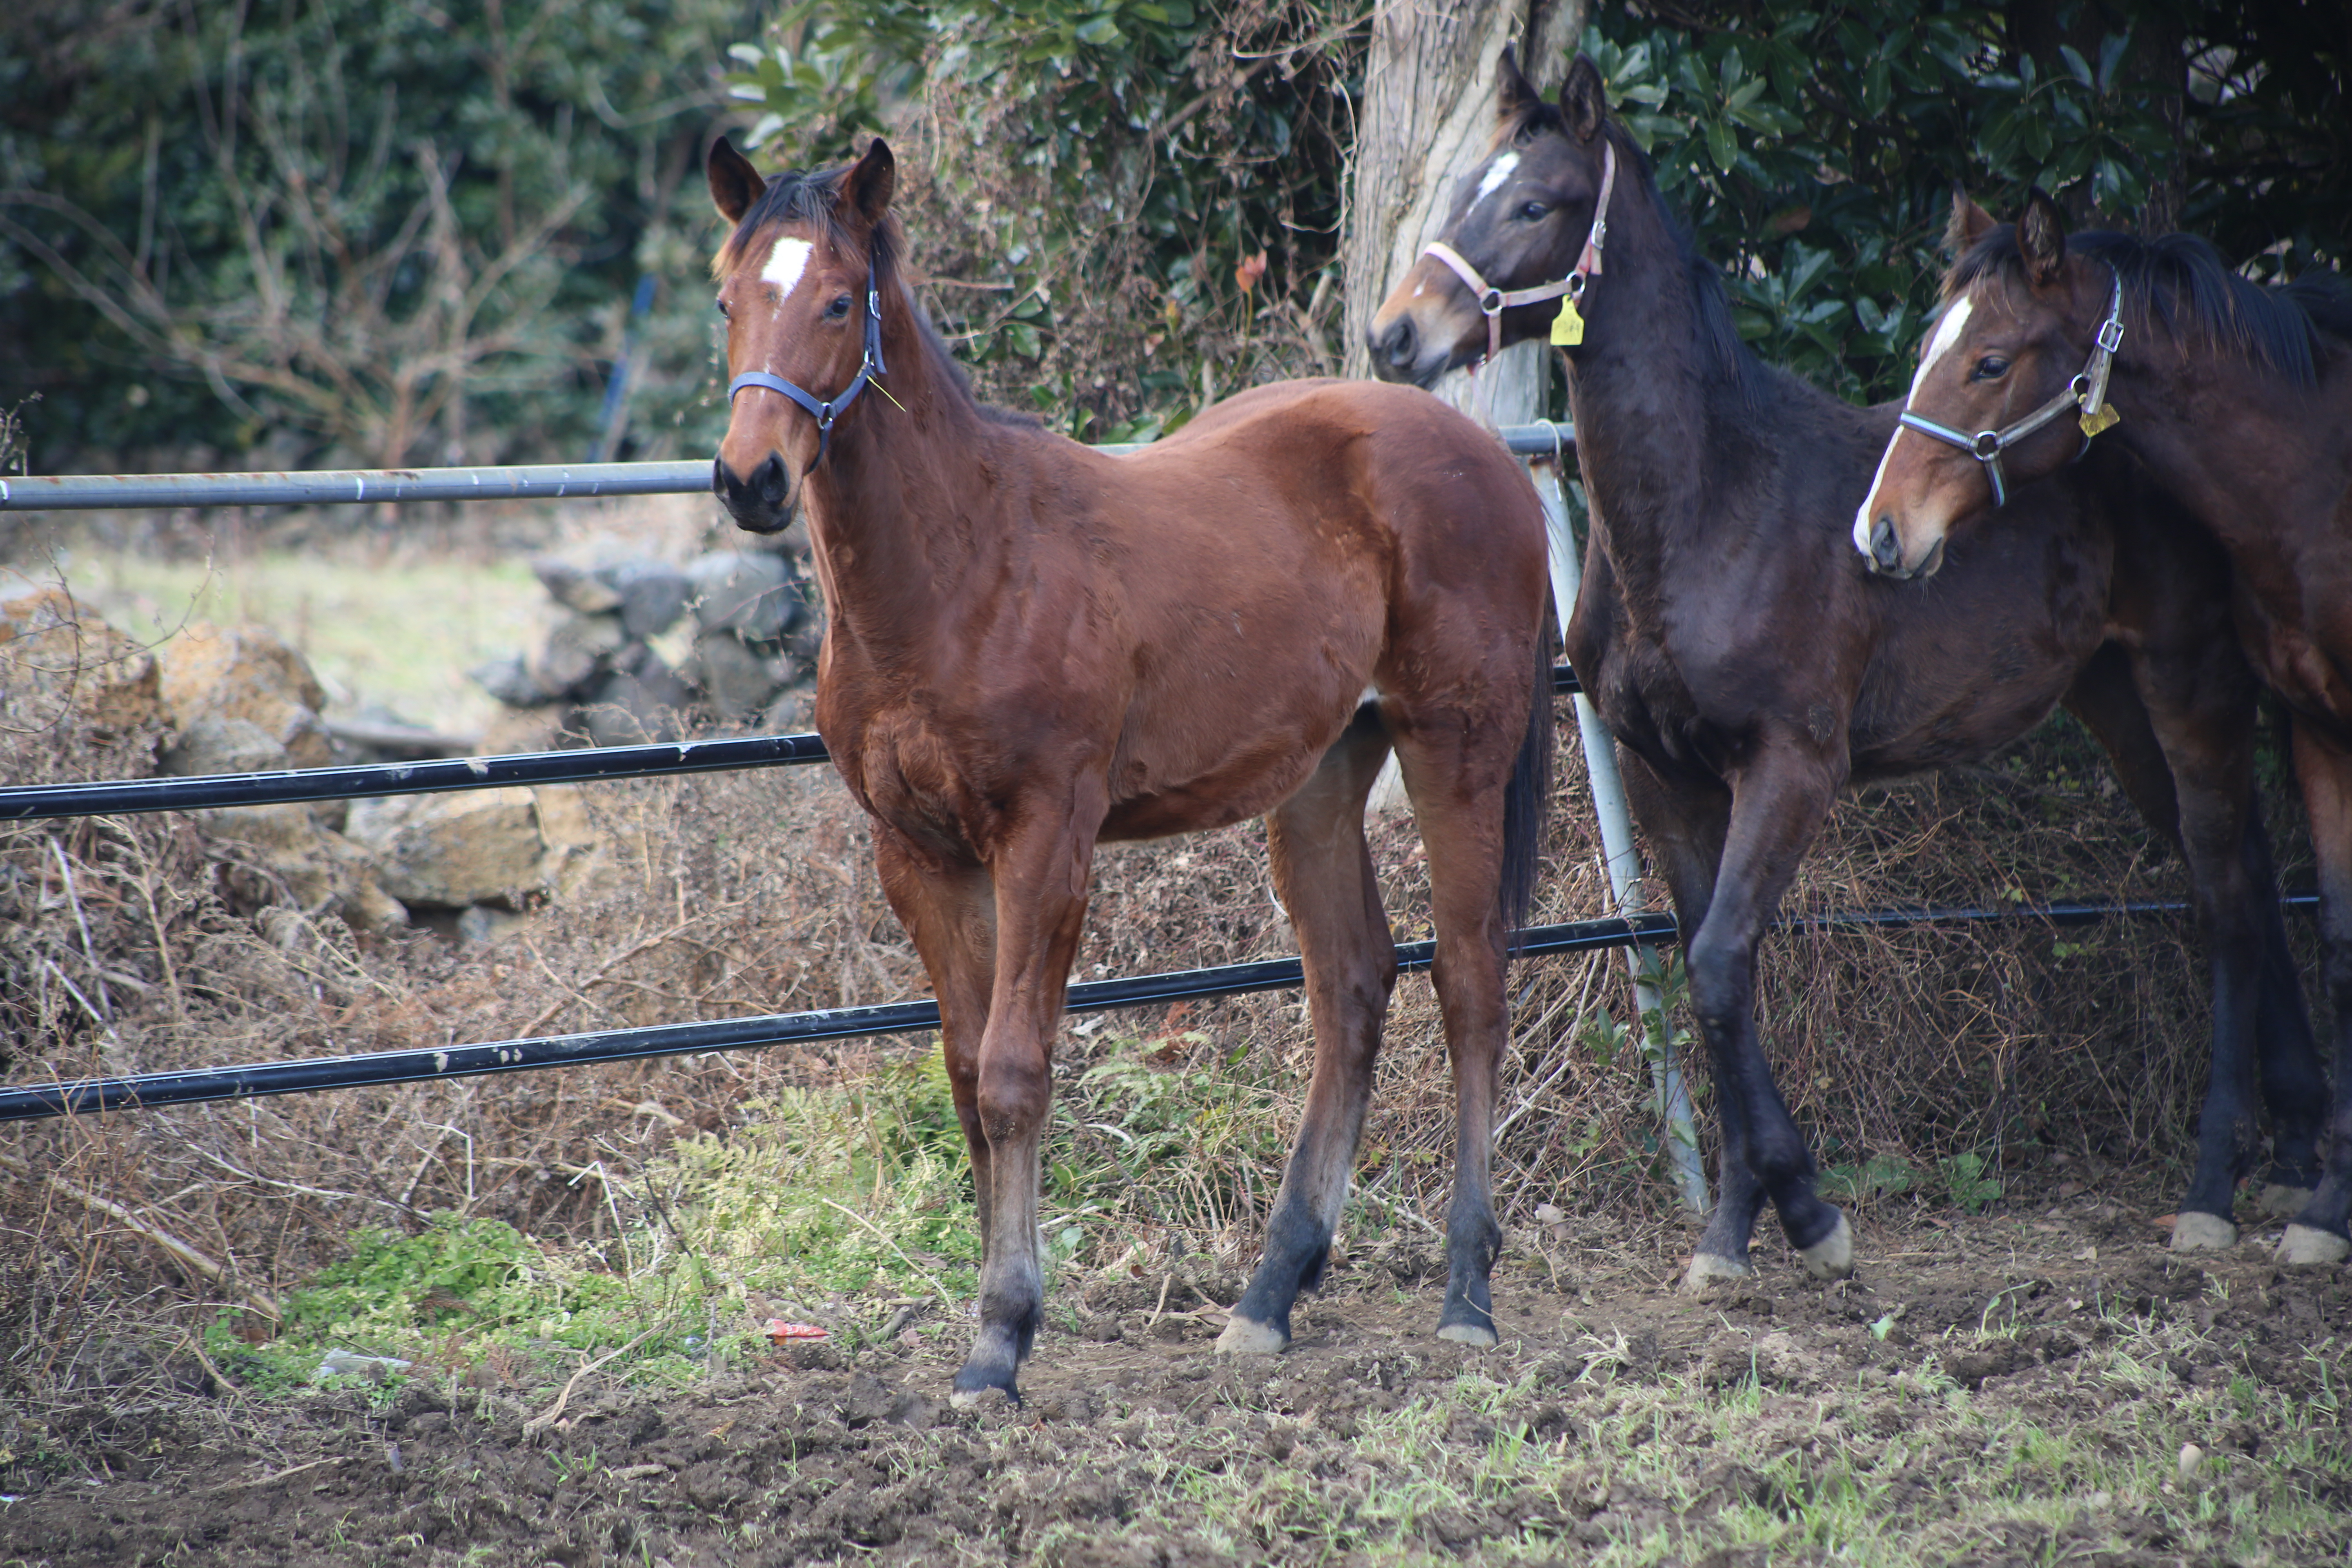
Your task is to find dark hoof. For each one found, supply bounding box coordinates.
[950,1360,1022,1409]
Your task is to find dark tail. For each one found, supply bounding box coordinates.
[1500,628,1556,954]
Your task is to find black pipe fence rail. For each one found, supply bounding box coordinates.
[0,669,1585,823]
[7,895,2304,1125]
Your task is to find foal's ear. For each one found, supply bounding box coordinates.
[1943,187,1996,256]
[2018,187,2069,289]
[1560,53,1608,145]
[842,138,897,227]
[1496,45,1539,122]
[708,137,766,227]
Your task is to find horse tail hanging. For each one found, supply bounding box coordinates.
[1499,626,1556,953]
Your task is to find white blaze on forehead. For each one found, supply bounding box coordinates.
[1855,293,1978,553]
[1909,294,1974,394]
[760,237,813,296]
[1475,151,1521,206]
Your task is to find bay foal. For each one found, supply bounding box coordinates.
[708,138,1553,1401]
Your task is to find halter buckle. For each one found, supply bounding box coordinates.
[2096,317,2124,354]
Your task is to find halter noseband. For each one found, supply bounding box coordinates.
[1422,140,1618,370]
[726,261,887,474]
[1893,273,2125,508]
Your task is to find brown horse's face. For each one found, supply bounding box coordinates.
[1855,205,2105,579]
[1367,52,1612,387]
[706,138,896,535]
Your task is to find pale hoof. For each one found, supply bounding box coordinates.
[948,1384,1013,1410]
[1435,1322,1499,1349]
[1213,1315,1287,1356]
[2258,1184,2316,1220]
[1679,1251,1753,1296]
[2278,1223,2352,1267]
[2169,1210,2238,1252]
[1798,1213,1854,1281]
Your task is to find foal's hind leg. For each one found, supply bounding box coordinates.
[2281,719,2352,1267]
[1220,711,1397,1355]
[1389,726,1525,1347]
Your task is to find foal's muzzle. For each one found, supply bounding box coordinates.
[713,451,795,535]
[1863,515,1944,581]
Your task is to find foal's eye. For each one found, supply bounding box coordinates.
[825,294,853,321]
[716,297,731,319]
[1516,200,1550,222]
[1972,355,2009,380]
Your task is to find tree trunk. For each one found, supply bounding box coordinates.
[1341,0,1589,428]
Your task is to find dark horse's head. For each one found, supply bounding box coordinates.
[1368,50,1612,386]
[706,136,900,534]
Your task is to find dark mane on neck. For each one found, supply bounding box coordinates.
[715,160,1038,430]
[1948,225,2348,387]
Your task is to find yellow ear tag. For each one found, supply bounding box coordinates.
[2079,402,2119,438]
[1550,296,1585,346]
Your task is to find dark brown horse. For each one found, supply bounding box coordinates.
[1368,50,2320,1287]
[1858,191,2352,1266]
[706,137,1554,1401]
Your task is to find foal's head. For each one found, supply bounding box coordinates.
[708,137,900,534]
[1852,192,2112,579]
[1368,50,1614,387]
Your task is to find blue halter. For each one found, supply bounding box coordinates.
[726,263,887,473]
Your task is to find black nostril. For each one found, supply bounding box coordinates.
[754,452,788,506]
[1383,316,1417,369]
[1869,515,1903,573]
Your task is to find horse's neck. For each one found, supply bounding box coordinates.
[801,323,1001,670]
[1561,204,1734,592]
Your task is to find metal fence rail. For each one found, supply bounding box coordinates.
[5,895,2290,1124]
[0,673,1582,822]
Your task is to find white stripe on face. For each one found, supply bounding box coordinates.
[761,237,812,296]
[1475,151,1520,206]
[1855,294,1978,554]
[1909,295,1974,394]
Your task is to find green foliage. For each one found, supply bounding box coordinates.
[722,0,1360,440]
[0,0,740,467]
[1819,1153,1920,1204]
[1579,4,2346,403]
[1938,1150,2006,1211]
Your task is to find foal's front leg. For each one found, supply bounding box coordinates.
[1680,742,1851,1288]
[953,806,1102,1404]
[2281,719,2352,1267]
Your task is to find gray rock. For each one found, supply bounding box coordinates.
[344,789,546,909]
[759,686,816,735]
[163,714,292,776]
[469,653,552,708]
[608,559,692,639]
[685,552,798,644]
[525,612,627,701]
[687,630,788,722]
[579,646,693,746]
[530,557,623,614]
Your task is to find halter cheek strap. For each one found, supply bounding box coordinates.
[726,265,887,474]
[1421,140,1618,370]
[1895,272,2125,508]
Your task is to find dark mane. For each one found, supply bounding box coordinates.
[1949,224,2350,388]
[715,160,1038,429]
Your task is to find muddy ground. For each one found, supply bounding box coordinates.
[5,1190,2350,1568]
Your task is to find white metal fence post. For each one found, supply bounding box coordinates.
[1527,439,1710,1215]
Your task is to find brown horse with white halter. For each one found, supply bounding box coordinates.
[1858,192,2352,1266]
[706,136,1554,1402]
[1368,50,2321,1289]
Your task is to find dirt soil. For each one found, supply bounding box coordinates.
[4,1195,2349,1568]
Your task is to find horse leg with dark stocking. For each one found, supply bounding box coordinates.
[2281,719,2352,1267]
[953,803,1102,1403]
[1391,725,1521,1346]
[2245,805,2325,1207]
[873,835,998,1247]
[1677,744,1849,1288]
[1220,712,1397,1354]
[1616,753,1771,1289]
